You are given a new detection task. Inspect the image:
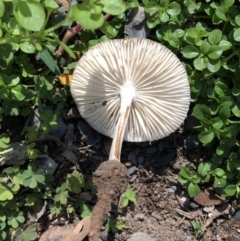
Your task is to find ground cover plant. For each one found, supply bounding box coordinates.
[0,0,240,240]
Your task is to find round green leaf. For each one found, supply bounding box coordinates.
[43,0,59,10]
[198,131,214,144]
[207,45,222,59]
[101,0,127,15]
[232,104,240,117]
[144,2,159,13]
[193,104,211,120]
[72,3,104,30]
[181,46,199,59]
[211,117,223,129]
[188,183,200,197]
[208,29,222,45]
[235,15,240,26]
[19,42,36,54]
[167,2,181,16]
[100,20,117,38]
[159,10,169,22]
[194,56,208,70]
[221,0,234,8]
[224,185,236,196]
[14,1,46,31]
[214,177,226,188]
[233,28,240,41]
[200,41,210,55]
[215,6,228,21]
[0,0,5,17]
[207,59,221,73]
[219,40,232,51]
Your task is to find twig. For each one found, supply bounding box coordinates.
[56,14,111,58]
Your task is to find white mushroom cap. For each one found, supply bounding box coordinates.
[71,38,190,142]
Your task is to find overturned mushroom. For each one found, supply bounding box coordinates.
[71,38,190,241]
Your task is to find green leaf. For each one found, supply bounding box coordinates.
[10,85,26,101]
[219,106,230,119]
[224,185,236,196]
[181,46,199,59]
[101,0,127,15]
[188,183,200,197]
[100,20,117,38]
[147,16,160,29]
[19,42,36,54]
[235,15,240,26]
[72,1,104,29]
[0,0,4,17]
[159,10,169,22]
[67,171,85,194]
[105,218,117,232]
[55,183,69,205]
[14,0,46,31]
[23,163,45,189]
[193,104,211,120]
[0,183,13,201]
[214,177,226,188]
[232,104,240,117]
[15,226,38,241]
[80,203,92,218]
[221,0,234,8]
[124,189,136,203]
[207,45,222,59]
[199,41,210,55]
[207,58,221,73]
[211,117,223,129]
[215,6,228,21]
[208,29,222,45]
[0,133,10,149]
[38,48,61,75]
[197,162,211,176]
[213,168,225,177]
[167,2,181,16]
[144,2,159,13]
[219,40,232,51]
[198,131,214,144]
[180,166,192,179]
[43,0,59,10]
[194,56,208,70]
[233,28,240,41]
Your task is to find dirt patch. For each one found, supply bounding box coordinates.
[90,159,128,241]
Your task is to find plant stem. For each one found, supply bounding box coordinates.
[109,84,134,161]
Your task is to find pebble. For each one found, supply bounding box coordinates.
[153,151,176,169]
[128,166,137,175]
[165,187,176,194]
[127,232,156,241]
[37,155,58,174]
[233,236,240,241]
[203,206,215,213]
[184,135,199,150]
[134,213,145,220]
[137,156,144,164]
[0,143,28,166]
[234,209,240,220]
[129,174,137,183]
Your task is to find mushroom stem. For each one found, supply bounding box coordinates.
[109,83,135,161]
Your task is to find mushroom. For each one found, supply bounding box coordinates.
[70,38,190,241]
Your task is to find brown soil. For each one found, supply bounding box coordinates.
[89,159,128,241]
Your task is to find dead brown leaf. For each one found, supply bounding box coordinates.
[194,189,225,206]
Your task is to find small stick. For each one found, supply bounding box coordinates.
[56,14,111,58]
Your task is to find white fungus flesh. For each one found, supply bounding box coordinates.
[71,38,190,142]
